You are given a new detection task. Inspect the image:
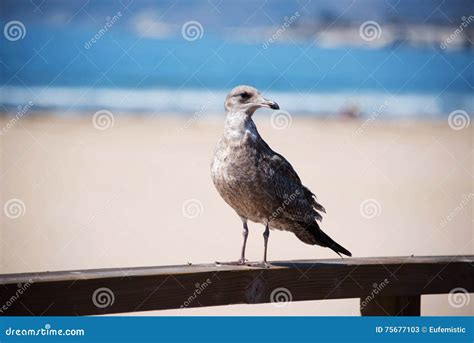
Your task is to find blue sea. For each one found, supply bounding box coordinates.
[1,0,473,118]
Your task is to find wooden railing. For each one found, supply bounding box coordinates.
[1,255,472,316]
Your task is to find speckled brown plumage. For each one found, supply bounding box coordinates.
[211,85,351,264]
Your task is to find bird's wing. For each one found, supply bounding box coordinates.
[258,144,326,222]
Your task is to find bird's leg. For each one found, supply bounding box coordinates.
[262,224,270,267]
[238,219,249,265]
[215,217,249,266]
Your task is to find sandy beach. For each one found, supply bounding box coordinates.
[1,114,472,316]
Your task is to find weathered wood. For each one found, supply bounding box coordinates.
[0,255,472,316]
[360,295,421,316]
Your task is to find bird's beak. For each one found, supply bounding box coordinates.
[260,97,280,110]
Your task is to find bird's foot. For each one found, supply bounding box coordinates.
[238,258,248,265]
[215,259,247,266]
[215,259,270,268]
[242,261,271,268]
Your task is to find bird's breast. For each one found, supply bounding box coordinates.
[211,140,268,222]
[212,144,256,186]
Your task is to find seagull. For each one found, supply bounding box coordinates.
[211,85,351,266]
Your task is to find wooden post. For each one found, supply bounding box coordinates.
[360,295,421,316]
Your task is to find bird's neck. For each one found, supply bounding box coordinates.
[224,111,258,140]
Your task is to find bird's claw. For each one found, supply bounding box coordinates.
[237,258,248,265]
[259,261,271,268]
[215,260,270,268]
[215,260,247,266]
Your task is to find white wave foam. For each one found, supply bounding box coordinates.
[0,86,471,118]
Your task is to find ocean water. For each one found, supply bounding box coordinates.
[1,22,473,118]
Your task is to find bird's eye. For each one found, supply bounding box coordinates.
[240,92,251,100]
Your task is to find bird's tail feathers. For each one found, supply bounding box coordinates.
[316,227,352,257]
[296,221,352,257]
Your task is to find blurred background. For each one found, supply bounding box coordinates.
[0,0,472,316]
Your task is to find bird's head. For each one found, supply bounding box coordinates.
[224,85,279,115]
